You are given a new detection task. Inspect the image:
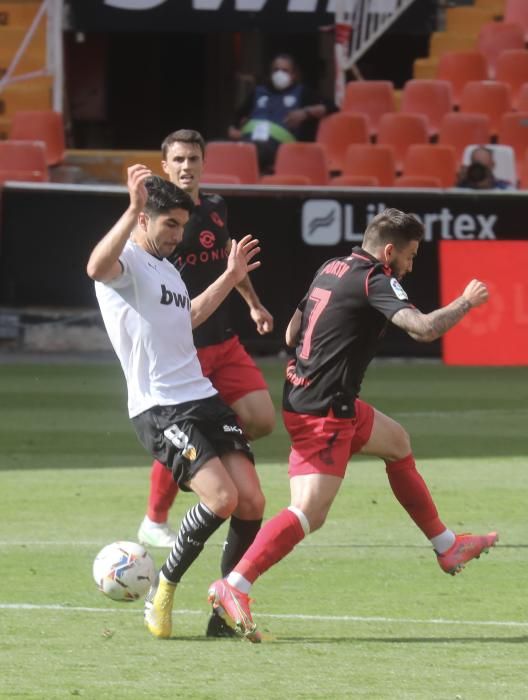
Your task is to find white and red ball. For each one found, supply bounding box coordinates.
[93,541,156,602]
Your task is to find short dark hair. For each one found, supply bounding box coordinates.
[161,129,205,159]
[144,175,194,217]
[363,208,424,250]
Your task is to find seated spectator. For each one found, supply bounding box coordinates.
[228,53,337,172]
[456,146,515,190]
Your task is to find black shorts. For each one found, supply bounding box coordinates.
[131,394,254,491]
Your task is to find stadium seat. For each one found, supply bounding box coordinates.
[505,0,528,40]
[203,141,259,184]
[121,150,165,181]
[377,113,429,173]
[461,142,517,185]
[495,50,528,108]
[330,174,379,187]
[10,110,65,166]
[0,24,46,55]
[0,47,43,77]
[436,50,489,106]
[400,79,453,137]
[439,112,491,165]
[0,2,41,27]
[477,21,525,78]
[340,143,396,187]
[341,80,395,138]
[402,144,457,188]
[498,111,528,171]
[0,138,48,183]
[0,116,10,139]
[395,175,443,188]
[474,0,506,15]
[412,57,439,80]
[428,32,477,58]
[459,80,512,137]
[516,83,528,112]
[0,77,52,117]
[316,112,369,173]
[201,173,241,185]
[445,6,497,36]
[271,143,329,185]
[259,174,311,185]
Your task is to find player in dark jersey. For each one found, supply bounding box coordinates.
[136,129,275,637]
[206,208,498,641]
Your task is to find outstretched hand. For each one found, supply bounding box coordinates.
[462,279,489,308]
[227,235,261,286]
[127,164,152,212]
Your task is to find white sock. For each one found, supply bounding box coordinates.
[430,529,456,554]
[226,572,252,594]
[143,515,164,528]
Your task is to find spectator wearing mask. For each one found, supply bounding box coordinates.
[228,53,337,172]
[456,146,515,190]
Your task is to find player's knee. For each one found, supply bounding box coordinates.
[236,488,266,520]
[209,485,238,519]
[389,424,412,461]
[244,410,276,441]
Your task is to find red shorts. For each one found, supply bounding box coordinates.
[196,336,268,406]
[283,399,375,479]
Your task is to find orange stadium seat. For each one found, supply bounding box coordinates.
[0,138,48,183]
[445,6,497,36]
[341,80,395,138]
[203,141,259,184]
[259,174,311,186]
[436,50,489,106]
[10,110,65,166]
[474,0,506,16]
[477,21,525,78]
[505,0,528,40]
[340,144,396,187]
[330,174,379,187]
[0,2,41,27]
[377,113,429,173]
[0,77,52,117]
[516,83,528,111]
[402,144,457,188]
[271,143,329,185]
[498,111,528,171]
[495,49,528,108]
[439,112,491,165]
[412,56,439,80]
[459,80,512,137]
[316,112,369,173]
[395,175,443,188]
[201,174,241,185]
[428,32,477,58]
[400,79,453,137]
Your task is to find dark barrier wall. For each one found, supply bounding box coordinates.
[1,184,527,356]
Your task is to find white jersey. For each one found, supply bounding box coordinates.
[95,240,216,418]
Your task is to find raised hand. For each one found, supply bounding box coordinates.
[462,279,489,309]
[127,164,152,212]
[227,235,261,285]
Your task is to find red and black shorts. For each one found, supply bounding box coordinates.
[132,394,254,491]
[283,399,375,479]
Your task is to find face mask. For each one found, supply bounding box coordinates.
[271,69,292,91]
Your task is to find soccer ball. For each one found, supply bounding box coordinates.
[93,541,156,602]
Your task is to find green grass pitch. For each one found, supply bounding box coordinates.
[1,357,527,699]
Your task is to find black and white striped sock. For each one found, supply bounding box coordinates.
[161,502,225,584]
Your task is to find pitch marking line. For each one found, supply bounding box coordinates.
[1,603,527,628]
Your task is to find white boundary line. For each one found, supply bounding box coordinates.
[1,603,527,628]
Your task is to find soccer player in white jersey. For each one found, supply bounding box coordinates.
[87,165,265,640]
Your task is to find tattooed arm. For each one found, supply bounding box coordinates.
[391,279,488,343]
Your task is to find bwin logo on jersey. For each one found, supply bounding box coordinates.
[160,284,191,309]
[302,200,341,245]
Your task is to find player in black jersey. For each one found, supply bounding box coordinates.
[207,208,498,640]
[135,129,275,637]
